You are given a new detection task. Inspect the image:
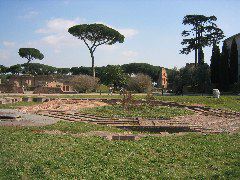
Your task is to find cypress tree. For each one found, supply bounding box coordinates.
[219,41,229,91]
[210,45,221,84]
[229,38,239,84]
[198,48,204,65]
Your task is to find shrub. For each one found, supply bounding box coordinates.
[97,84,109,93]
[230,81,240,93]
[127,73,153,93]
[101,65,129,87]
[72,75,99,93]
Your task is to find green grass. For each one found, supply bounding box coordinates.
[1,94,239,112]
[39,121,125,134]
[0,121,239,179]
[154,96,240,112]
[80,105,193,119]
[0,101,41,109]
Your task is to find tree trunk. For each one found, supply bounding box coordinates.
[195,49,198,67]
[198,29,203,64]
[90,51,95,78]
[27,59,31,74]
[194,26,198,67]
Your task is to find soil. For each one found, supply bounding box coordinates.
[0,109,59,126]
[139,114,240,133]
[19,99,109,113]
[1,99,240,134]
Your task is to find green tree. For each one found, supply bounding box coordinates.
[229,38,239,84]
[68,24,124,78]
[41,65,56,75]
[121,63,160,82]
[20,63,56,75]
[0,65,8,74]
[219,41,230,91]
[102,65,129,87]
[179,65,195,88]
[57,68,70,75]
[169,64,211,94]
[127,73,153,93]
[180,15,224,66]
[166,67,179,90]
[71,75,99,93]
[194,64,211,93]
[210,45,221,85]
[18,48,44,73]
[198,47,205,64]
[8,64,22,75]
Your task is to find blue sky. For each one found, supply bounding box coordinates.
[0,0,239,68]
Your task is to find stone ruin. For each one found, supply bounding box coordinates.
[0,75,77,94]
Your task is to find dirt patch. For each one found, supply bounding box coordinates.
[173,114,240,133]
[11,99,240,134]
[0,109,59,127]
[19,99,109,113]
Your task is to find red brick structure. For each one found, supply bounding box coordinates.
[5,75,77,94]
[158,67,168,89]
[0,83,24,93]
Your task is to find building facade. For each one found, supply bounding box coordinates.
[7,75,76,94]
[225,33,240,80]
[158,67,168,88]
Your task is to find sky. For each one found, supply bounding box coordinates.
[0,0,240,69]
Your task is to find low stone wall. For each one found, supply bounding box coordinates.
[33,87,64,94]
[0,97,22,104]
[0,84,24,93]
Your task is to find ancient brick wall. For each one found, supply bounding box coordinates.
[0,84,24,93]
[7,75,80,93]
[33,86,64,94]
[9,75,35,87]
[157,68,168,89]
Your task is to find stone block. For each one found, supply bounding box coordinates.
[33,97,50,102]
[22,97,33,102]
[0,99,6,104]
[5,98,14,104]
[110,135,139,141]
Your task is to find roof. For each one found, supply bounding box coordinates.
[224,33,240,42]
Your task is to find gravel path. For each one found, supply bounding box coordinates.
[0,109,60,126]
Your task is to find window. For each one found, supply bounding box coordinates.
[66,86,70,91]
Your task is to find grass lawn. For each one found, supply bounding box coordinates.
[1,94,239,112]
[0,101,42,109]
[0,121,239,179]
[43,94,240,112]
[154,96,240,112]
[79,104,193,119]
[41,121,125,134]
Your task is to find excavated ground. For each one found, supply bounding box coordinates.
[0,109,59,126]
[19,99,109,113]
[1,99,240,135]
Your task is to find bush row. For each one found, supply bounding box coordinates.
[72,73,153,93]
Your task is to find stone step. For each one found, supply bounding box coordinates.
[94,123,134,127]
[200,130,222,134]
[83,119,138,124]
